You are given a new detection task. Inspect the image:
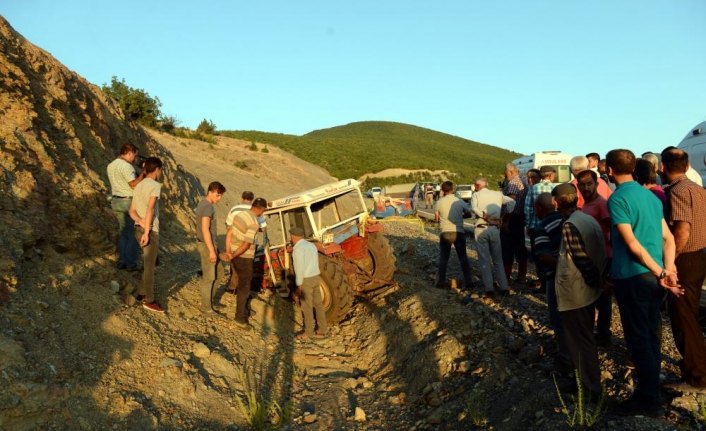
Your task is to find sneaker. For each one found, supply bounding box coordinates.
[142,302,165,313]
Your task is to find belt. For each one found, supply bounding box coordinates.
[112,196,131,199]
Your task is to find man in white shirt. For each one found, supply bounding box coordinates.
[107,143,144,270]
[471,177,516,297]
[291,226,328,340]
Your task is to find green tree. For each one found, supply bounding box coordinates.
[102,76,162,127]
[158,115,180,133]
[196,118,217,134]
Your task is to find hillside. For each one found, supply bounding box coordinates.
[221,121,521,186]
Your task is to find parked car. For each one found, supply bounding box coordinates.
[455,184,474,201]
[366,187,382,198]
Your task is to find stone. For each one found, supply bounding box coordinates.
[302,413,317,423]
[354,407,366,422]
[457,361,472,373]
[192,342,210,358]
[110,280,120,293]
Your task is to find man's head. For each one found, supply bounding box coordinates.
[526,169,541,186]
[552,183,579,215]
[206,181,226,203]
[606,149,636,177]
[534,192,555,220]
[539,165,556,182]
[119,143,139,163]
[577,170,598,202]
[289,226,305,243]
[143,157,163,178]
[597,159,608,175]
[585,153,600,169]
[504,163,519,180]
[241,191,254,203]
[570,156,590,177]
[634,158,658,186]
[642,153,660,174]
[660,148,689,182]
[441,181,454,195]
[251,197,268,216]
[474,177,487,191]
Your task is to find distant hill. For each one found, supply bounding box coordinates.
[220,121,521,186]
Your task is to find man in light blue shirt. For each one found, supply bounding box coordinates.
[291,226,328,340]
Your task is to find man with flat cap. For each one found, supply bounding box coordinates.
[553,183,607,400]
[290,226,328,341]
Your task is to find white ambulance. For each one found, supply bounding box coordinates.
[677,121,706,185]
[511,151,573,183]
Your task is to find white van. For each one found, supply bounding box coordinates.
[511,151,573,183]
[677,121,706,185]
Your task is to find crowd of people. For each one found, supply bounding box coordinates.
[434,148,706,416]
[106,144,327,339]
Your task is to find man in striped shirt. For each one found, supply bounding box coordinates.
[224,197,267,329]
[661,148,706,390]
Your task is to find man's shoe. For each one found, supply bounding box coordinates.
[234,320,252,331]
[614,396,663,417]
[142,301,165,313]
[116,262,127,270]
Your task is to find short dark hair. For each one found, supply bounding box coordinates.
[143,157,163,174]
[634,158,657,185]
[585,152,600,162]
[660,148,689,174]
[119,143,138,155]
[208,181,226,194]
[241,191,254,201]
[528,168,541,177]
[441,181,454,193]
[251,197,267,209]
[606,149,636,176]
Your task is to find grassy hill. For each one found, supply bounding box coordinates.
[220,121,521,187]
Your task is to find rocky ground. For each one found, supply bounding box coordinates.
[2,217,705,430]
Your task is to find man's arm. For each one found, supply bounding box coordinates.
[137,196,158,246]
[224,228,233,256]
[471,193,483,219]
[524,187,535,222]
[291,246,304,287]
[201,216,217,263]
[672,220,690,257]
[563,222,601,287]
[128,171,144,189]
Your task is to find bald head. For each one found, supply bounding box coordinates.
[661,148,689,181]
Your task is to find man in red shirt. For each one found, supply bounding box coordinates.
[570,156,612,208]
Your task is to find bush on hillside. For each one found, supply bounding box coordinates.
[196,119,217,135]
[101,76,162,127]
[158,115,180,133]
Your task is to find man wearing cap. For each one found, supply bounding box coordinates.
[570,156,612,208]
[606,149,683,416]
[224,197,268,329]
[107,143,144,270]
[661,148,706,390]
[471,177,515,296]
[290,226,328,341]
[553,183,607,400]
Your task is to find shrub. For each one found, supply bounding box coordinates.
[261,145,269,153]
[553,371,606,429]
[102,76,161,127]
[196,118,217,134]
[235,160,249,170]
[158,115,180,133]
[249,142,258,151]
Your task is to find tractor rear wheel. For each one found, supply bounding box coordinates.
[318,255,354,324]
[357,232,396,291]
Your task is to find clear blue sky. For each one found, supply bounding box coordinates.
[3,1,705,157]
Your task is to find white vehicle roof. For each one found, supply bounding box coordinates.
[511,151,573,167]
[678,121,706,184]
[268,179,361,210]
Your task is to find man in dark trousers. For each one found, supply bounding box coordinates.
[553,183,607,400]
[606,149,683,416]
[661,148,706,390]
[434,181,474,289]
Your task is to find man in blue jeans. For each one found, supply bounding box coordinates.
[434,181,474,289]
[606,149,683,416]
[107,143,144,270]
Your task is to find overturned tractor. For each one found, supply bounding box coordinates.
[253,179,397,323]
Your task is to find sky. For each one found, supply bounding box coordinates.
[3,1,705,157]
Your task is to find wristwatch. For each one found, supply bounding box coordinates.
[658,269,667,279]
